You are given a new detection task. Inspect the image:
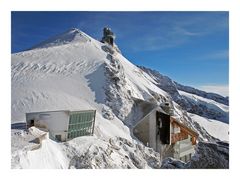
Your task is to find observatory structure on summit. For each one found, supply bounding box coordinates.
[101,27,115,46]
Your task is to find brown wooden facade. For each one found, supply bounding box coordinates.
[170,117,198,145]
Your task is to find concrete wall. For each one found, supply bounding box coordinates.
[26,111,70,141]
[132,106,196,162]
[133,108,162,151]
[149,112,157,150]
[133,114,150,146]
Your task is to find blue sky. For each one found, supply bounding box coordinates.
[11,12,229,96]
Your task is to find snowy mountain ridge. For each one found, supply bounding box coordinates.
[30,28,91,50]
[139,66,229,123]
[175,82,228,105]
[11,28,229,169]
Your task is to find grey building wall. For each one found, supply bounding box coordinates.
[133,107,196,163]
[26,110,70,141]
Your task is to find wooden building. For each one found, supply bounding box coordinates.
[133,107,198,162]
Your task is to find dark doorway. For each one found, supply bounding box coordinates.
[55,135,61,141]
[109,37,113,46]
[156,111,170,144]
[30,120,34,127]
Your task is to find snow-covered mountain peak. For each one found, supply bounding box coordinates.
[11,28,229,169]
[30,28,91,50]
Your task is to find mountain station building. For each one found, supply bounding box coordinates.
[26,110,96,142]
[133,106,198,162]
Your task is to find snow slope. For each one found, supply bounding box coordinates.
[11,28,170,168]
[12,127,161,169]
[19,138,69,169]
[179,91,229,113]
[12,31,106,122]
[11,28,229,168]
[139,66,229,123]
[179,90,229,123]
[11,28,168,123]
[189,113,229,142]
[30,28,91,49]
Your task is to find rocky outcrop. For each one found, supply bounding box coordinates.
[102,45,134,121]
[188,141,229,169]
[68,137,161,169]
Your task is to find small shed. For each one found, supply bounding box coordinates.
[26,110,96,142]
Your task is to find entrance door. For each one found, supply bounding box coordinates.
[29,120,34,127]
[156,111,170,144]
[55,135,62,142]
[110,37,113,45]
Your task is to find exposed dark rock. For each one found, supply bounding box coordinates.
[188,141,229,169]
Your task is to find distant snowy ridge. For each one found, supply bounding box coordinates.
[189,113,229,142]
[139,66,229,123]
[179,90,228,123]
[175,82,228,105]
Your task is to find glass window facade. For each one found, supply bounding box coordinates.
[67,110,95,139]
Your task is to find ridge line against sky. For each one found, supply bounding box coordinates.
[11,11,229,96]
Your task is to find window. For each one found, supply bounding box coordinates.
[67,111,95,139]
